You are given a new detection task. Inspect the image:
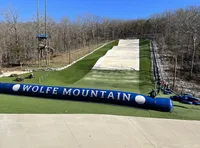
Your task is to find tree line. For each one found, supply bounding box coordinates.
[150,6,200,81]
[0,8,138,68]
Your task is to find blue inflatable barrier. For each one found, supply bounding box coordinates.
[0,83,173,112]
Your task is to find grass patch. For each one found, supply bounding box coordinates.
[139,39,153,94]
[74,39,153,95]
[0,40,200,120]
[44,40,119,86]
[0,41,118,86]
[0,94,199,120]
[73,70,140,92]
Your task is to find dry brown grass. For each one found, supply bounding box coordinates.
[1,43,105,72]
[50,43,104,67]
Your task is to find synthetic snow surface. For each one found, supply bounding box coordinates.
[93,39,140,71]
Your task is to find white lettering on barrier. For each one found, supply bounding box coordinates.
[23,85,32,92]
[107,92,115,99]
[117,92,121,100]
[40,87,45,93]
[123,93,131,101]
[73,89,80,96]
[100,91,107,98]
[20,85,132,102]
[63,88,72,95]
[32,86,39,92]
[53,88,58,95]
[46,87,52,94]
[82,89,89,97]
[91,90,98,98]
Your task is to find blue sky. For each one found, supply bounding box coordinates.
[0,0,200,22]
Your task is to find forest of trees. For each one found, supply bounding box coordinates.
[0,8,137,68]
[0,6,200,81]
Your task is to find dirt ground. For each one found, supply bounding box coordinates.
[0,43,104,73]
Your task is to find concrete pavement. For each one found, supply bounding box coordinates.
[0,114,199,148]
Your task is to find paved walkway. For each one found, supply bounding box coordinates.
[0,114,199,148]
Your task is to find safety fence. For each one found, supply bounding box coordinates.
[150,40,160,89]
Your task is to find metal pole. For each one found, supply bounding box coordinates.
[190,35,196,77]
[44,0,48,65]
[37,0,40,67]
[45,0,47,39]
[173,55,177,88]
[37,0,40,34]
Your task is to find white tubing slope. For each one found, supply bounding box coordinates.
[93,39,140,71]
[118,39,139,47]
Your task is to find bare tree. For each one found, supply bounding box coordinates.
[1,6,24,67]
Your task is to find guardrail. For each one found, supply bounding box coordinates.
[150,40,160,89]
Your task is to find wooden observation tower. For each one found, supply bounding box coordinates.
[36,0,53,67]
